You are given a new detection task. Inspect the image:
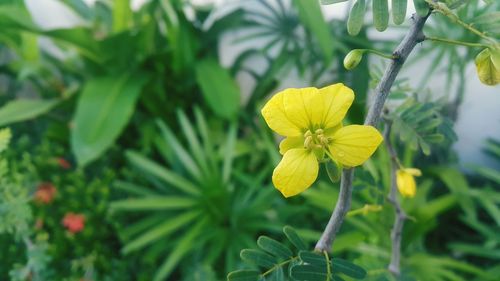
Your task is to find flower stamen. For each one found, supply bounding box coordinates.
[303,128,331,150]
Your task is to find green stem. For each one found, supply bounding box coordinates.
[261,257,298,277]
[425,36,489,48]
[360,49,395,60]
[425,0,497,45]
[323,251,332,281]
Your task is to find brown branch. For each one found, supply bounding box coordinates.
[314,12,431,252]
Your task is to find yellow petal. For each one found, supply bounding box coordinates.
[404,168,421,177]
[272,148,319,197]
[279,136,304,155]
[328,125,383,167]
[397,170,416,198]
[261,91,302,137]
[282,87,321,129]
[319,83,354,129]
[475,48,500,86]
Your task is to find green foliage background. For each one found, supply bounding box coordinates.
[0,0,498,280]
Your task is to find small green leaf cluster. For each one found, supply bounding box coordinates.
[228,226,367,281]
[389,98,457,155]
[321,0,431,35]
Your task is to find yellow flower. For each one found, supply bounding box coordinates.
[396,168,422,198]
[261,83,383,197]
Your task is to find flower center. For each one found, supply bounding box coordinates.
[303,129,331,150]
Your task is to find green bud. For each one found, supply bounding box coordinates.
[475,48,500,86]
[325,160,342,183]
[343,49,364,70]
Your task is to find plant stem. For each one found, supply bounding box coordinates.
[424,36,489,48]
[323,251,332,280]
[384,121,407,277]
[425,0,497,45]
[314,11,431,252]
[365,49,396,60]
[261,257,297,277]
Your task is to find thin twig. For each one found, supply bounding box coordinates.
[315,168,354,251]
[424,0,497,45]
[384,120,407,277]
[314,11,431,252]
[424,36,489,48]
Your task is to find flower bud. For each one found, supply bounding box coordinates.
[343,49,364,70]
[475,48,500,86]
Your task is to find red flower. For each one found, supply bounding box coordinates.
[57,157,72,169]
[34,182,57,204]
[62,213,85,233]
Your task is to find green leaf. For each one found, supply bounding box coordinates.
[299,251,328,269]
[195,58,240,120]
[413,0,429,17]
[227,270,260,281]
[347,0,366,36]
[283,225,307,251]
[290,264,328,281]
[372,0,389,31]
[121,211,200,254]
[126,151,200,195]
[153,218,208,281]
[320,0,349,4]
[392,0,407,25]
[45,27,101,62]
[0,98,60,127]
[257,236,293,260]
[0,4,38,32]
[156,120,202,180]
[331,258,367,279]
[429,167,476,222]
[240,249,277,268]
[425,134,445,143]
[222,123,237,183]
[326,160,342,182]
[0,128,12,153]
[470,165,500,185]
[293,0,334,62]
[449,243,500,259]
[71,73,148,166]
[112,0,132,33]
[109,197,197,211]
[176,110,208,176]
[113,180,157,197]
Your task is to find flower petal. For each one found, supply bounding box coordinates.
[279,136,304,155]
[282,87,321,130]
[319,83,354,129]
[261,91,302,137]
[397,170,416,198]
[272,148,319,198]
[328,125,383,167]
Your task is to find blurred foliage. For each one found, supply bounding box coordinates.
[0,0,498,281]
[111,109,281,280]
[0,135,132,280]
